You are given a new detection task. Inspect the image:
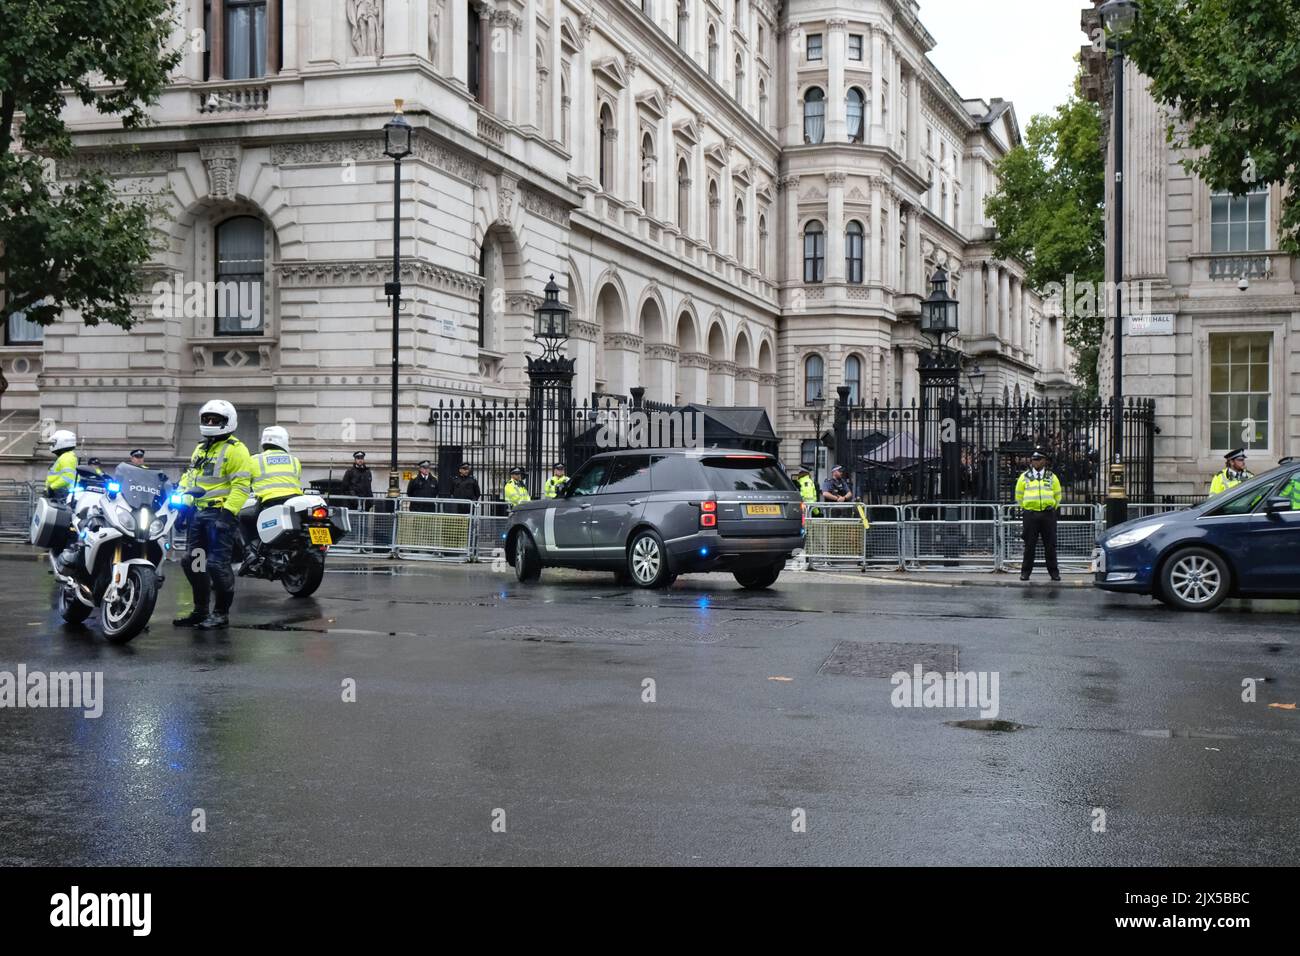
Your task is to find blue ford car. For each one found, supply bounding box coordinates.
[1092,460,1300,611]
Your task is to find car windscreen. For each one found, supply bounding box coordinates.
[700,456,796,493]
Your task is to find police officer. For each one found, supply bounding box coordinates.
[543,462,570,498]
[821,464,852,503]
[1208,449,1253,496]
[406,460,438,512]
[128,448,147,468]
[1016,447,1062,582]
[794,465,817,506]
[44,429,79,501]
[503,467,530,508]
[340,451,374,510]
[241,426,303,571]
[174,400,252,630]
[449,462,481,514]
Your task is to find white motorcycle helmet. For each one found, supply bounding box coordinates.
[198,399,238,439]
[261,425,290,452]
[49,429,77,454]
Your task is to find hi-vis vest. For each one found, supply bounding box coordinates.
[1208,468,1252,496]
[503,480,530,507]
[1015,469,1062,512]
[797,474,817,503]
[543,475,569,498]
[46,450,79,493]
[250,449,304,503]
[181,436,253,515]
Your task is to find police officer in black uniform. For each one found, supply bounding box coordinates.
[406,460,438,512]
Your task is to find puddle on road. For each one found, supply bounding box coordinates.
[945,719,1029,733]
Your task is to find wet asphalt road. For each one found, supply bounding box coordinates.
[0,551,1296,867]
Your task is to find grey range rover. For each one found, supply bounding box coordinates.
[505,448,805,589]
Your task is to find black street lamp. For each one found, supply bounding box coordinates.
[382,98,412,499]
[533,275,571,356]
[1099,0,1137,527]
[526,275,576,494]
[919,267,962,501]
[808,395,826,488]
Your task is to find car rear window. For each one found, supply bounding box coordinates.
[701,457,796,492]
[649,454,706,491]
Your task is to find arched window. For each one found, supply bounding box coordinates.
[467,1,484,102]
[758,78,767,126]
[536,43,550,139]
[845,221,864,284]
[598,103,615,192]
[734,54,744,102]
[734,198,745,264]
[215,216,265,334]
[804,354,825,405]
[803,220,825,283]
[846,87,865,143]
[476,237,491,348]
[677,158,690,231]
[803,87,825,144]
[560,71,570,146]
[845,355,862,405]
[708,25,719,79]
[641,133,655,214]
[677,0,689,48]
[758,214,768,276]
[707,179,720,248]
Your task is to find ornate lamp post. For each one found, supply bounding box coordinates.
[382,99,413,499]
[920,267,962,501]
[1099,0,1137,527]
[526,276,575,493]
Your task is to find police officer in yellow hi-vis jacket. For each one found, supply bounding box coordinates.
[44,429,79,500]
[1208,448,1253,497]
[174,400,253,631]
[503,467,531,508]
[543,462,570,498]
[240,426,304,572]
[1015,447,1063,582]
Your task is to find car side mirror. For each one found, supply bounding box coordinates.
[1266,496,1293,517]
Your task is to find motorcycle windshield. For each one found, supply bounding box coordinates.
[112,463,166,509]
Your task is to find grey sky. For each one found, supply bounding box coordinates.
[918,0,1085,130]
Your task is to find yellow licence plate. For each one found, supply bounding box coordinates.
[308,527,333,545]
[746,504,783,516]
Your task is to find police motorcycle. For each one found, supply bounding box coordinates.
[31,463,184,643]
[232,492,351,598]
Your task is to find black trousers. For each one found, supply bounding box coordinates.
[183,507,237,614]
[1021,509,1060,578]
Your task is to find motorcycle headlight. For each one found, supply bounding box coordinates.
[1106,522,1163,549]
[116,507,136,532]
[149,514,166,536]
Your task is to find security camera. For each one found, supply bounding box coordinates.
[205,92,219,110]
[1237,275,1250,292]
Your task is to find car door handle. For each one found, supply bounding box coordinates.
[626,499,642,506]
[579,503,592,510]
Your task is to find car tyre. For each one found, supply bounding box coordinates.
[514,530,542,583]
[627,529,671,588]
[734,561,783,590]
[1159,546,1229,612]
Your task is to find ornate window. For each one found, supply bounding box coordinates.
[804,354,825,404]
[224,0,268,80]
[803,220,825,283]
[734,54,744,103]
[845,355,862,405]
[598,103,615,192]
[1211,187,1268,252]
[214,216,265,335]
[467,2,484,102]
[758,214,768,276]
[708,179,720,248]
[803,87,825,144]
[845,221,864,283]
[734,198,745,264]
[806,33,823,61]
[846,87,865,143]
[677,158,690,231]
[640,133,656,214]
[708,25,719,78]
[1210,332,1271,451]
[677,1,689,48]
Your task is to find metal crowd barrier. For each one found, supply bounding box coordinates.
[803,503,869,569]
[325,495,398,557]
[902,503,1002,572]
[393,497,474,562]
[998,503,1103,573]
[0,481,36,541]
[471,500,512,564]
[862,505,905,571]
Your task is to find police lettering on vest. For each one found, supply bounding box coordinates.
[250,451,304,503]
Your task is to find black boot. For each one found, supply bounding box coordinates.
[173,609,207,627]
[195,612,229,630]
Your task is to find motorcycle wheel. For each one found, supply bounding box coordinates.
[101,565,158,644]
[282,553,325,598]
[58,584,93,625]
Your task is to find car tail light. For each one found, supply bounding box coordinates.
[700,499,716,529]
[310,507,329,520]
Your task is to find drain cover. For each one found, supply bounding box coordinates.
[818,641,959,678]
[945,719,1027,733]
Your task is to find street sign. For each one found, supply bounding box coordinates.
[1126,313,1174,335]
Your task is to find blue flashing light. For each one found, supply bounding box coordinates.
[699,547,709,557]
[107,481,121,494]
[169,492,185,505]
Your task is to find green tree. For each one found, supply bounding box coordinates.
[1125,0,1300,253]
[0,0,180,329]
[985,81,1106,396]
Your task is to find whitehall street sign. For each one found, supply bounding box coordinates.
[1126,313,1175,335]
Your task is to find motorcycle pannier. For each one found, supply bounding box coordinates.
[256,503,297,544]
[30,497,73,549]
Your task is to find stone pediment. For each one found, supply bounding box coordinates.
[560,17,582,53]
[636,90,667,120]
[704,142,728,167]
[673,118,702,145]
[593,56,628,90]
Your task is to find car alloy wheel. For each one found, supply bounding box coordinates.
[630,535,662,586]
[1168,553,1222,606]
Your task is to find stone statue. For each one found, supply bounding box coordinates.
[347,0,383,58]
[429,0,443,63]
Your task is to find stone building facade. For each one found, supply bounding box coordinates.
[1,0,1072,482]
[1081,1,1300,496]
